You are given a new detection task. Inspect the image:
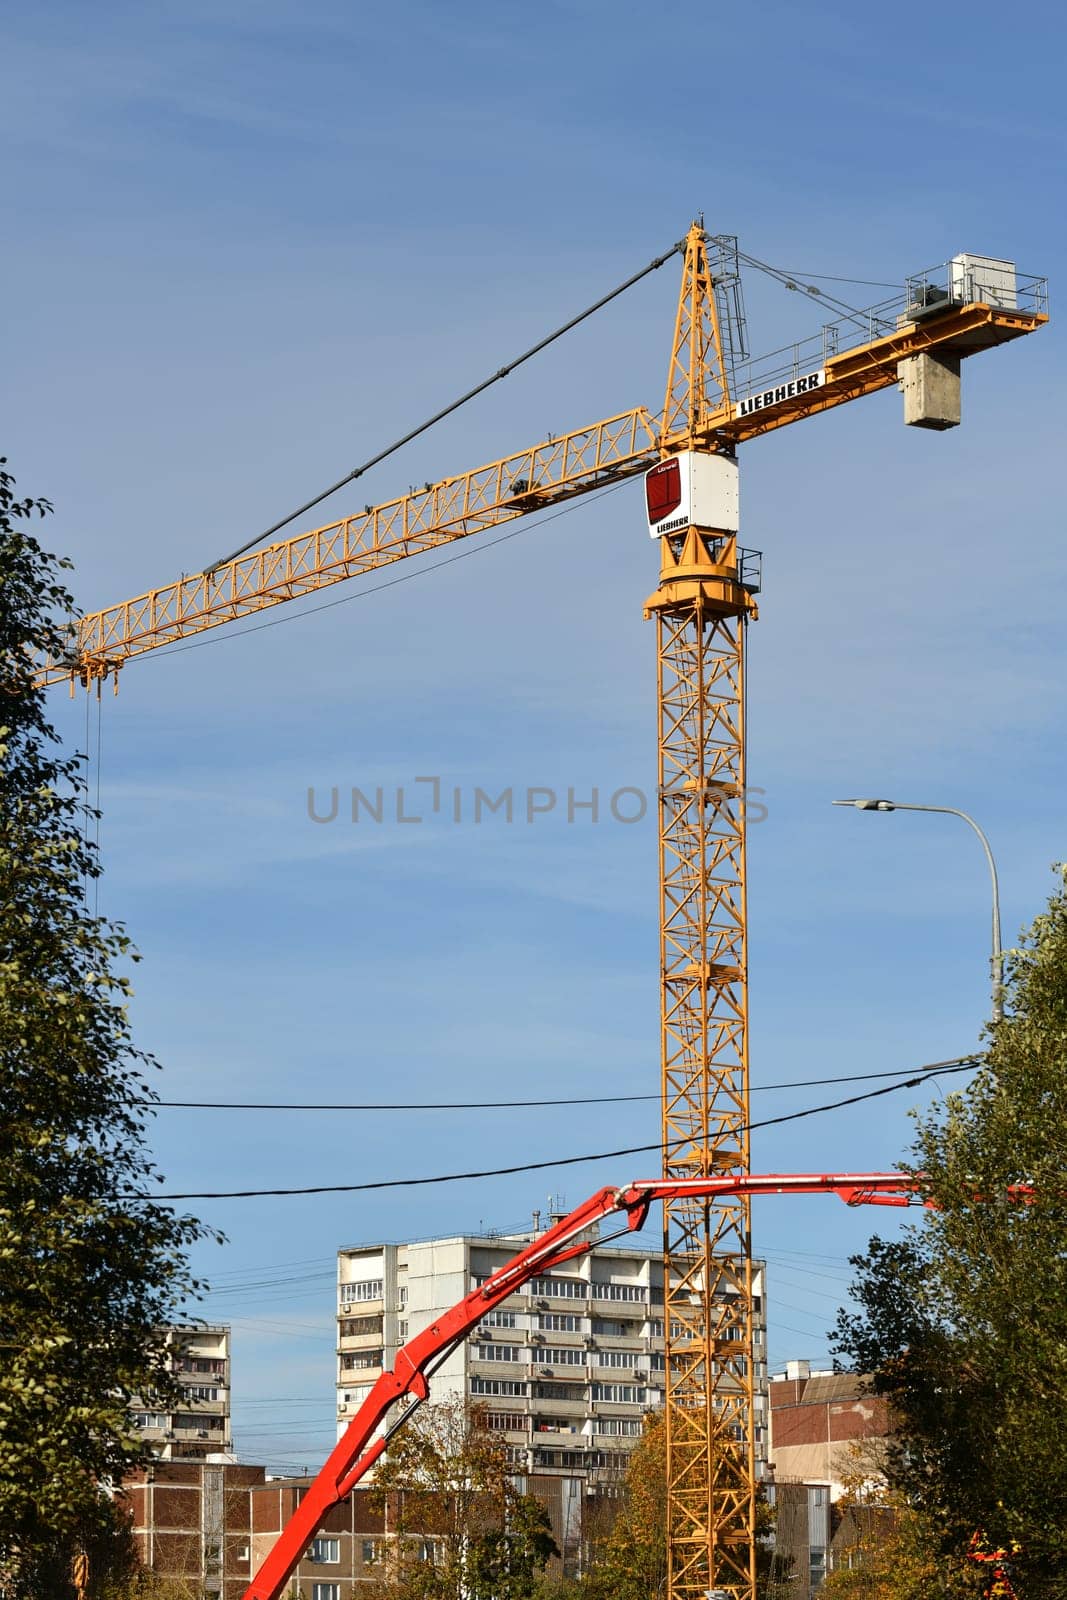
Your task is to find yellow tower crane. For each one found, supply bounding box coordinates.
[43,225,1046,1600]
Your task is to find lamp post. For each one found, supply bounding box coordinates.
[831,798,1004,1023]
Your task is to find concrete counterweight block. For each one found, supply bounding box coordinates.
[899,350,962,430]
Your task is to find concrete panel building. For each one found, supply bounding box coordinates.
[337,1220,768,1483]
[130,1325,232,1461]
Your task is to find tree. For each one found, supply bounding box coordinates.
[819,1487,967,1600]
[582,1411,667,1600]
[579,1410,785,1600]
[832,868,1067,1598]
[468,1492,561,1600]
[0,461,214,1590]
[367,1397,559,1600]
[814,1443,978,1600]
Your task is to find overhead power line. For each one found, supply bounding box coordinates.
[150,1056,978,1112]
[149,1068,957,1201]
[206,237,683,571]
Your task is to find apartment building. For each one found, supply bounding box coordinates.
[124,1459,261,1600]
[336,1222,768,1482]
[130,1325,232,1461]
[132,1463,587,1595]
[767,1360,890,1496]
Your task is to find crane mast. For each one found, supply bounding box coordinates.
[649,225,758,1600]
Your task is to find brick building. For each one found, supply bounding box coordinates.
[768,1360,890,1495]
[122,1460,263,1599]
[765,1361,892,1599]
[127,1460,595,1595]
[250,1479,387,1597]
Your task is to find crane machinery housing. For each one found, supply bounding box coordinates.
[43,225,1047,1600]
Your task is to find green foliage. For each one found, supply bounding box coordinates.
[815,1444,979,1600]
[0,461,214,1588]
[467,1494,560,1600]
[582,1410,667,1600]
[820,1493,974,1600]
[580,1411,784,1600]
[367,1398,559,1600]
[832,867,1067,1598]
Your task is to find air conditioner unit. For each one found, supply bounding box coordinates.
[530,1334,545,1345]
[536,1300,550,1311]
[539,1367,554,1377]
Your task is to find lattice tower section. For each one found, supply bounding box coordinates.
[647,526,756,1600]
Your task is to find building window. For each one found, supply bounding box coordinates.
[342,1384,372,1406]
[177,1356,226,1375]
[591,1383,645,1404]
[361,1540,381,1566]
[591,1281,646,1302]
[594,1349,640,1369]
[540,1313,581,1332]
[310,1538,340,1564]
[340,1278,383,1304]
[533,1447,588,1468]
[537,1347,586,1367]
[342,1351,383,1370]
[595,1417,643,1436]
[593,1316,635,1337]
[398,1320,408,1339]
[481,1412,526,1432]
[183,1385,219,1402]
[340,1314,383,1337]
[470,1377,525,1397]
[131,1411,168,1430]
[533,1379,587,1402]
[529,1275,585,1299]
[474,1344,521,1362]
[481,1309,517,1328]
[398,1285,408,1306]
[312,1585,340,1600]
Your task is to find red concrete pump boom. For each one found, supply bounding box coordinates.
[243,1171,944,1600]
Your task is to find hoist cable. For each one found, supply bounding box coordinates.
[205,237,684,572]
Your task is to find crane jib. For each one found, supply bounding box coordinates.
[734,368,825,418]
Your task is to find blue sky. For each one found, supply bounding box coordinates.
[4,0,1065,1472]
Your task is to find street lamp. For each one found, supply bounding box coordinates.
[831,798,1004,1022]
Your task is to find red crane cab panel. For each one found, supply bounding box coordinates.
[645,451,739,538]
